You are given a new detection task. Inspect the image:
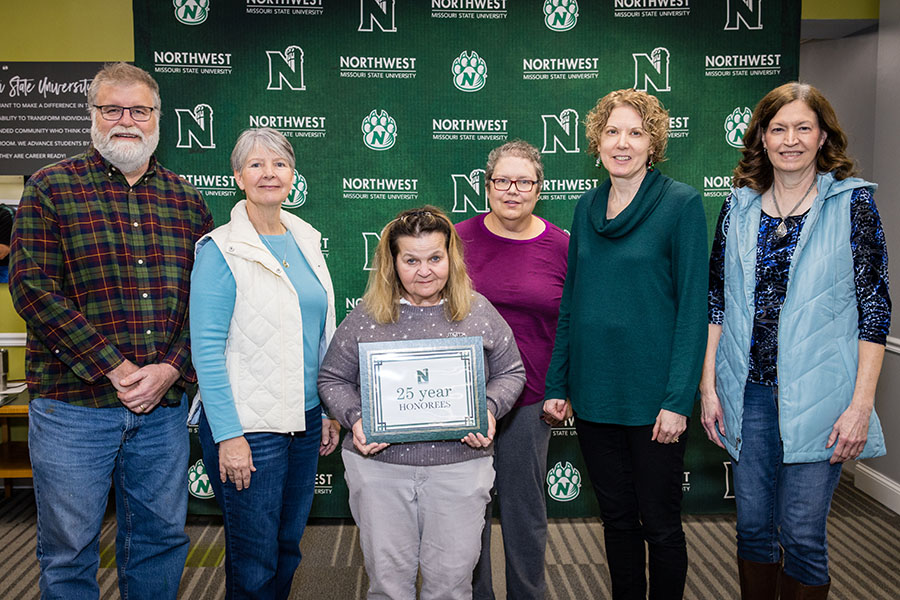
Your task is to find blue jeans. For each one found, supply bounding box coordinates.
[733,383,842,586]
[28,397,190,600]
[198,405,322,600]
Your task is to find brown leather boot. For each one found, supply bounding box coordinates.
[780,572,830,599]
[738,555,781,599]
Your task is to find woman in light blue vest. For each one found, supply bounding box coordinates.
[700,83,890,600]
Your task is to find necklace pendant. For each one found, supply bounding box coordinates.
[775,220,788,238]
[282,259,290,268]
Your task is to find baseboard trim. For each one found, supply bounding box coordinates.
[855,463,900,515]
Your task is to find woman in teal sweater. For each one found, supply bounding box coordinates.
[544,89,708,600]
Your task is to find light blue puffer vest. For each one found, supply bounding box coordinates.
[715,171,886,463]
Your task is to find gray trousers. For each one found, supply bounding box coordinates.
[473,401,552,599]
[344,452,494,600]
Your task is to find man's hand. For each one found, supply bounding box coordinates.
[117,363,180,414]
[107,359,140,393]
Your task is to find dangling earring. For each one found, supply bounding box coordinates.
[595,155,602,169]
[647,155,654,171]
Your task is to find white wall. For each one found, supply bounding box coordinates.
[799,34,877,181]
[856,1,900,513]
[800,6,900,513]
[800,8,900,514]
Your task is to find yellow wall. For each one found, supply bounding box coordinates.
[1,1,133,380]
[802,0,880,20]
[0,0,133,61]
[0,288,25,381]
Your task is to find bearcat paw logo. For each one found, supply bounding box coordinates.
[544,0,579,32]
[452,51,487,92]
[361,109,397,151]
[546,460,581,502]
[283,170,307,208]
[188,459,215,499]
[724,107,752,149]
[173,0,210,26]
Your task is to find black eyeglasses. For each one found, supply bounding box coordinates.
[93,105,156,122]
[489,178,539,192]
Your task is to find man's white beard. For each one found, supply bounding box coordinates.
[91,121,160,175]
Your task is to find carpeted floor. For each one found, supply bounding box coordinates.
[1,473,898,598]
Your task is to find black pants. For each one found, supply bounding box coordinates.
[575,418,688,600]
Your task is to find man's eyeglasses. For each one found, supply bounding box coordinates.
[93,105,156,122]
[489,178,539,192]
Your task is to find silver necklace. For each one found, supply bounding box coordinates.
[771,177,816,238]
[261,234,290,269]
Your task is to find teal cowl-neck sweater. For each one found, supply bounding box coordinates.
[544,169,708,425]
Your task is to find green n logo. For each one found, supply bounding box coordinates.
[175,104,215,149]
[358,0,396,32]
[266,46,306,91]
[725,0,763,30]
[451,170,487,214]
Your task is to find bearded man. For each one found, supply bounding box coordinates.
[9,62,213,599]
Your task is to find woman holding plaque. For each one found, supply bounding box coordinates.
[543,89,708,599]
[456,140,569,600]
[700,82,890,599]
[190,127,340,598]
[318,206,526,600]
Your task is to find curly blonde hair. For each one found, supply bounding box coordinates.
[733,82,857,192]
[584,88,670,165]
[362,206,473,324]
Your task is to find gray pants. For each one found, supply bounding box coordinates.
[344,452,494,600]
[473,401,552,599]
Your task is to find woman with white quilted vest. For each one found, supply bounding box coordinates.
[701,83,891,600]
[190,127,339,599]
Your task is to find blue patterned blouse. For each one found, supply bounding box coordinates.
[708,187,891,386]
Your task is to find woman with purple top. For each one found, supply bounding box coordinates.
[318,206,526,599]
[456,140,569,600]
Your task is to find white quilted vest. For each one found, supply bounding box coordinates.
[203,200,336,434]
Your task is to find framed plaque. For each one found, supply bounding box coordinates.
[359,336,487,443]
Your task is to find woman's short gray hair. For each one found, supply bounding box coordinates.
[484,140,544,182]
[230,127,296,172]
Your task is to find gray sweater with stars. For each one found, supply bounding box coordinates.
[317,293,525,466]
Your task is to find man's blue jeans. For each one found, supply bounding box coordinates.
[29,397,190,600]
[733,383,842,586]
[198,405,322,600]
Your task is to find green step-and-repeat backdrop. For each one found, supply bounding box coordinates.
[133,0,800,517]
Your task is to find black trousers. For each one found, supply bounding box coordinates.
[575,418,689,600]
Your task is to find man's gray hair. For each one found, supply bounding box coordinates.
[230,128,296,172]
[87,62,162,112]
